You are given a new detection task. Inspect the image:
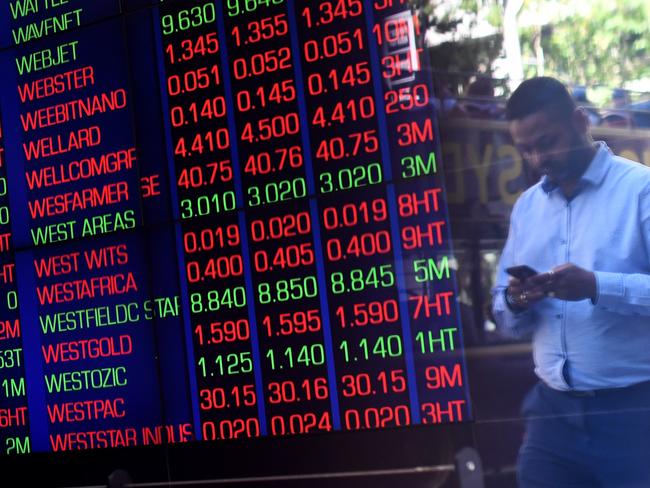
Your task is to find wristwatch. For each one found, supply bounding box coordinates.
[504,287,528,311]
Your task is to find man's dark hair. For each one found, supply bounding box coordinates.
[506,77,576,121]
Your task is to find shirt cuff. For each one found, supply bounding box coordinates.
[593,271,624,307]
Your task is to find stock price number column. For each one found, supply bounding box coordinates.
[294,0,414,431]
[223,0,337,438]
[157,0,263,442]
[370,1,470,425]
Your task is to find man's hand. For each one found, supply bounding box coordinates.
[506,277,546,309]
[527,263,597,301]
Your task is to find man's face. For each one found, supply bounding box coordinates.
[509,109,587,184]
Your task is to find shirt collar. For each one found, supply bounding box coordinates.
[541,141,611,194]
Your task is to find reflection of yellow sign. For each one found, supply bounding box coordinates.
[440,119,650,209]
[618,149,650,165]
[443,142,523,206]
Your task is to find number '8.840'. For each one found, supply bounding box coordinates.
[190,287,246,313]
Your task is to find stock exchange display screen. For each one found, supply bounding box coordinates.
[0,0,470,455]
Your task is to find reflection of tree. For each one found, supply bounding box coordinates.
[405,1,515,92]
[428,38,503,94]
[522,0,650,87]
[502,0,524,89]
[411,0,649,90]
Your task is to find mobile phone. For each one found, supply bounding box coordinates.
[506,265,538,281]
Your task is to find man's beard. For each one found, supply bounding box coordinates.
[543,137,588,183]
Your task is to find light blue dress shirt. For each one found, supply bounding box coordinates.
[493,142,650,391]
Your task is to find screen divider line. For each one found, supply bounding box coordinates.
[216,1,268,436]
[363,0,421,423]
[287,0,341,430]
[151,7,202,439]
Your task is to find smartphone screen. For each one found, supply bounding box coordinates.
[506,265,538,281]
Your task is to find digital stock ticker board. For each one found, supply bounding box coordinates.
[0,0,470,456]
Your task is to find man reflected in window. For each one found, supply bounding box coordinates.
[492,77,650,487]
